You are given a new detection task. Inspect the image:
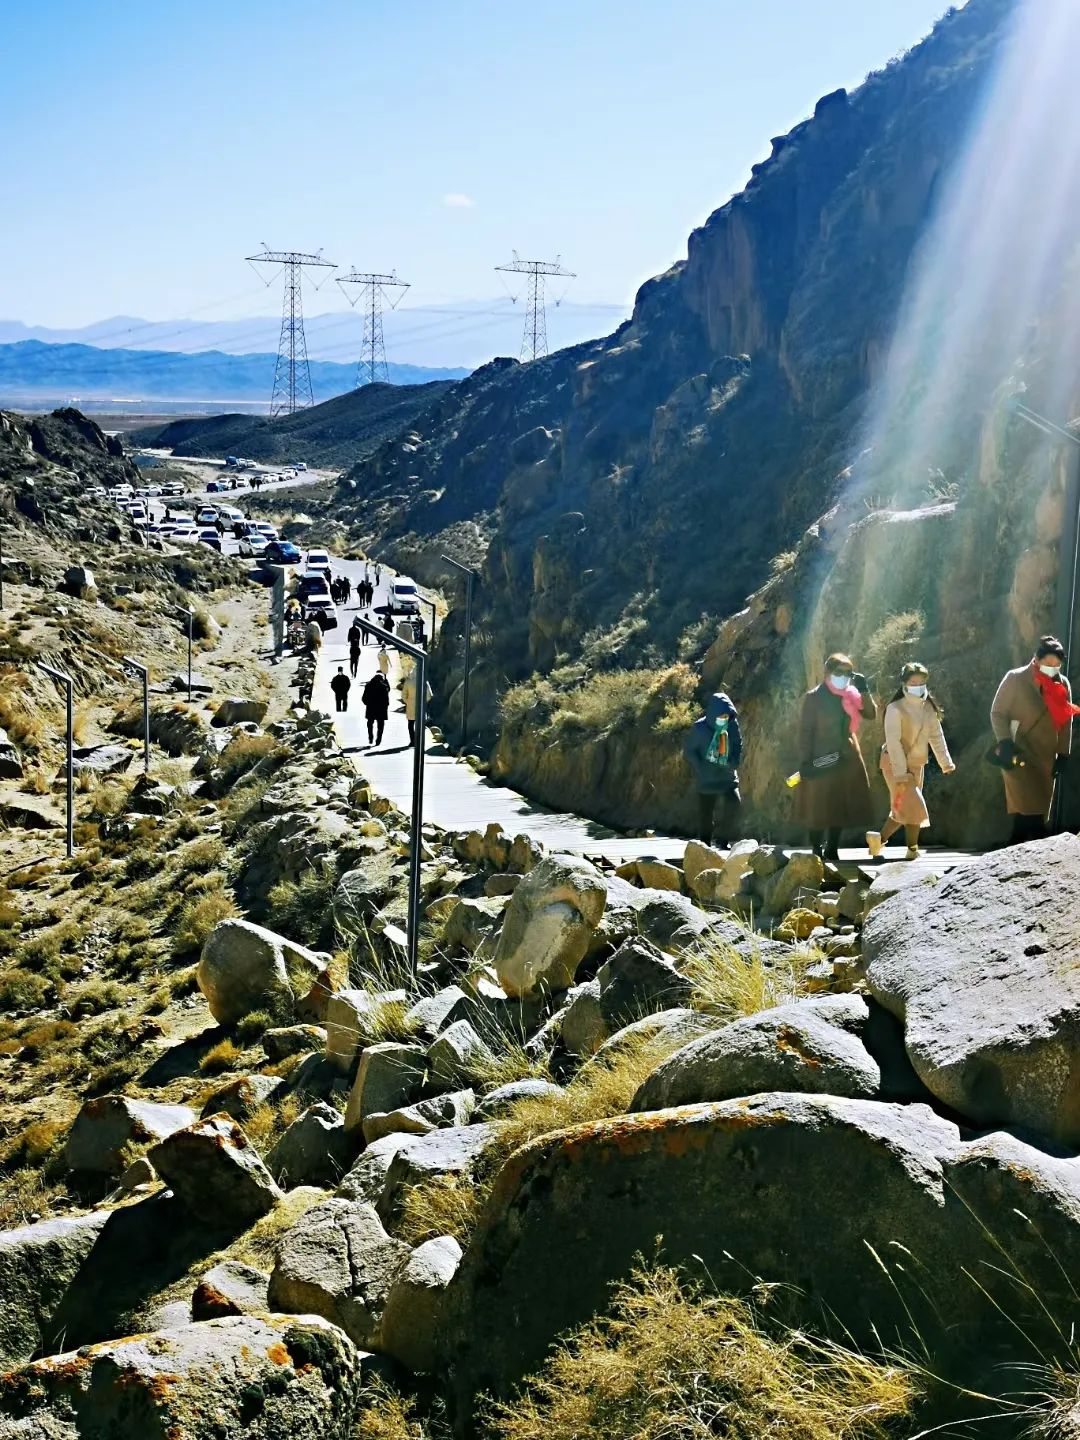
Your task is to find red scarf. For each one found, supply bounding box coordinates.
[1034,663,1080,730]
[826,676,864,733]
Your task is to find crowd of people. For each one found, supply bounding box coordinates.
[684,637,1080,861]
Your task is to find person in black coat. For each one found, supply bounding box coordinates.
[362,671,391,745]
[330,667,351,713]
[682,692,743,847]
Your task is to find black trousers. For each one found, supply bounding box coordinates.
[1011,813,1047,844]
[408,719,417,746]
[697,790,741,846]
[349,651,360,676]
[809,827,844,861]
[366,714,386,744]
[334,695,348,712]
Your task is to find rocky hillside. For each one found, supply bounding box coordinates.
[330,0,1058,846]
[131,379,457,470]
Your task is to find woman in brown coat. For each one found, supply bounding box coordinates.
[794,653,877,863]
[990,635,1078,843]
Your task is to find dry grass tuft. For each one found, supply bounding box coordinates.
[199,1038,242,1075]
[352,1379,437,1439]
[173,887,238,958]
[680,929,817,1024]
[484,1262,918,1440]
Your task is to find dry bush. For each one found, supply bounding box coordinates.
[484,1263,917,1440]
[680,929,817,1024]
[353,1379,441,1440]
[465,1038,553,1092]
[245,1090,304,1155]
[173,886,238,958]
[199,1038,241,1075]
[217,734,285,789]
[863,610,926,696]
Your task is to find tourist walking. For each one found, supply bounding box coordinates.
[375,564,382,586]
[377,643,390,676]
[348,623,362,677]
[402,668,432,747]
[341,575,352,606]
[793,653,877,863]
[682,692,743,847]
[990,635,1079,844]
[867,663,955,862]
[361,671,391,746]
[330,667,351,713]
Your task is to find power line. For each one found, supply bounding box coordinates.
[494,252,576,361]
[336,269,410,386]
[245,246,337,415]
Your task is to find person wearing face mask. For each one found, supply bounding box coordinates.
[683,692,743,847]
[793,653,877,863]
[990,635,1080,843]
[867,663,955,861]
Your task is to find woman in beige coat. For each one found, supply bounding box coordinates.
[867,663,955,862]
[990,635,1078,843]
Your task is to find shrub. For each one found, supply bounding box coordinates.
[235,1009,274,1044]
[266,866,336,949]
[8,1118,67,1168]
[484,1262,917,1440]
[217,735,285,790]
[0,968,51,1012]
[173,887,239,958]
[863,610,926,695]
[199,1039,241,1075]
[681,930,817,1023]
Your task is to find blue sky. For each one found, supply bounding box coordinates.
[4,0,962,346]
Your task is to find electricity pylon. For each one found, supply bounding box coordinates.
[495,252,576,361]
[246,246,337,416]
[336,270,410,386]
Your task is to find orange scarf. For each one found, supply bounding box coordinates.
[1034,664,1080,730]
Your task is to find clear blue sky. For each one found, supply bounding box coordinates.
[4,0,962,332]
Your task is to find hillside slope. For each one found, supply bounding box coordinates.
[131,380,457,470]
[334,0,1055,844]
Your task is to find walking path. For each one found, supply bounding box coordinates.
[308,557,978,878]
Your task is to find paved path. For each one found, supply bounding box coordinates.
[309,556,980,876]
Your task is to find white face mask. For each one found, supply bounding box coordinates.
[906,684,927,698]
[1040,663,1062,678]
[829,674,851,691]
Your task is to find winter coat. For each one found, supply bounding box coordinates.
[377,649,390,676]
[330,673,351,700]
[348,626,362,653]
[683,693,743,795]
[991,663,1074,817]
[361,673,391,718]
[402,672,432,722]
[880,695,953,828]
[793,683,877,830]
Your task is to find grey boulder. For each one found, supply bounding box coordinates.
[0,1210,109,1370]
[197,918,323,1027]
[64,1095,195,1175]
[148,1114,281,1226]
[266,1102,357,1189]
[494,853,608,998]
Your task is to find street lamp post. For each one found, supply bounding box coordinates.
[123,657,150,773]
[440,555,476,751]
[183,608,194,699]
[37,661,74,858]
[355,614,428,980]
[0,525,5,611]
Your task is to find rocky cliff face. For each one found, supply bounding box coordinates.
[340,0,1034,840]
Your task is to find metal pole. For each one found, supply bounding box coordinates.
[124,658,150,773]
[440,555,477,753]
[421,598,436,646]
[0,525,4,610]
[38,662,74,858]
[186,609,193,699]
[355,613,427,980]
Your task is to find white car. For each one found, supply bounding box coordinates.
[86,485,106,498]
[294,462,308,471]
[303,595,337,629]
[109,484,133,499]
[391,578,420,615]
[238,535,268,559]
[253,522,278,541]
[172,524,198,543]
[196,507,219,526]
[161,481,185,497]
[305,548,331,575]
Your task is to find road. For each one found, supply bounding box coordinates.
[134,448,337,500]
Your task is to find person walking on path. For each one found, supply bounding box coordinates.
[377,643,390,676]
[348,623,362,678]
[361,671,391,746]
[402,668,433,747]
[331,667,351,713]
[682,692,743,847]
[375,564,382,587]
[867,663,955,862]
[990,635,1079,844]
[341,575,352,607]
[793,652,877,864]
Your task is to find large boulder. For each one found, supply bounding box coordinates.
[494,853,608,998]
[266,1102,357,1189]
[0,727,22,780]
[268,1197,409,1348]
[148,1115,281,1226]
[445,1094,1080,1410]
[379,1235,463,1373]
[0,1313,362,1439]
[66,743,133,778]
[325,987,407,1071]
[191,1259,269,1319]
[197,918,323,1027]
[363,1088,475,1144]
[631,995,915,1110]
[332,855,402,944]
[864,835,1080,1146]
[199,1073,285,1121]
[343,1042,425,1134]
[472,1078,563,1122]
[64,1095,195,1175]
[760,851,825,915]
[212,696,269,727]
[0,1210,109,1369]
[376,1124,500,1225]
[336,1133,415,1205]
[63,563,97,598]
[427,1019,494,1089]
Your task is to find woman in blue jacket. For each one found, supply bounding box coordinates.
[683,692,743,847]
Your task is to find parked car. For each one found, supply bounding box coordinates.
[238,535,268,559]
[297,570,332,602]
[391,578,420,615]
[196,506,219,526]
[161,481,185,497]
[305,548,332,576]
[303,595,337,630]
[198,529,222,551]
[86,485,106,499]
[253,522,278,541]
[172,524,198,543]
[294,461,308,471]
[108,483,133,499]
[262,540,302,566]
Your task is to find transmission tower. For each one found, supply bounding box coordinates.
[336,270,410,386]
[495,252,576,361]
[245,246,337,416]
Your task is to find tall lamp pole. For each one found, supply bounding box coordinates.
[123,657,150,773]
[440,555,476,752]
[37,661,74,858]
[182,607,194,699]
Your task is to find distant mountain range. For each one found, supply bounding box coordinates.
[0,339,468,409]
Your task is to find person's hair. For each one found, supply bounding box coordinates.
[890,661,941,712]
[1036,635,1066,660]
[825,652,854,674]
